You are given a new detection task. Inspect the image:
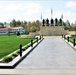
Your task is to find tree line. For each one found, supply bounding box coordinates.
[10,19,41,34]
[0,19,76,33]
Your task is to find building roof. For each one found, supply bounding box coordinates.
[0,28,8,30]
[0,27,24,30]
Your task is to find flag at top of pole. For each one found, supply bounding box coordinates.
[61,13,63,19]
[61,13,63,26]
[41,13,42,20]
[51,8,53,14]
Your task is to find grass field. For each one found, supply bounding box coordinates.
[66,37,76,44]
[0,35,34,59]
[69,37,75,43]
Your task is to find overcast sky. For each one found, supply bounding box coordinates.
[0,0,76,23]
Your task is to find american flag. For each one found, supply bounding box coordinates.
[51,8,53,19]
[41,13,42,20]
[51,8,53,15]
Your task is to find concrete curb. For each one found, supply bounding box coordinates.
[0,38,44,69]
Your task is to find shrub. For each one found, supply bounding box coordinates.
[12,53,18,57]
[24,46,28,49]
[24,43,31,49]
[33,39,37,43]
[26,45,29,48]
[22,48,25,51]
[17,31,20,36]
[2,56,13,63]
[16,50,20,54]
[27,43,31,47]
[22,44,31,51]
[38,38,40,40]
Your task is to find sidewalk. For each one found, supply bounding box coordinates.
[0,36,76,75]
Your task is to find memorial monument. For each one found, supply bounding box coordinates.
[39,15,67,36]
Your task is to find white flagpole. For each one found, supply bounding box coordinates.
[61,13,63,26]
[41,13,43,27]
[41,13,42,21]
[51,7,53,26]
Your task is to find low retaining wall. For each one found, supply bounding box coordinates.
[39,26,67,36]
[0,38,44,68]
[20,35,35,38]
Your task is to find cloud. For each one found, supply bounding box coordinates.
[5,4,23,11]
[63,11,76,23]
[66,1,76,9]
[45,9,76,23]
[0,14,13,22]
[64,1,76,23]
[43,9,62,20]
[0,1,75,23]
[24,3,42,16]
[0,2,42,22]
[54,11,76,23]
[64,11,74,18]
[21,2,42,21]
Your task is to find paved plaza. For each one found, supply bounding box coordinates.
[1,36,76,75]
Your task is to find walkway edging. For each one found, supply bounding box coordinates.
[62,38,76,51]
[0,38,44,69]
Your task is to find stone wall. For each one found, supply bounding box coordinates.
[39,26,67,36]
[67,31,75,35]
[29,32,39,36]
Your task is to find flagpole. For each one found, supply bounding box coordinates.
[51,7,54,26]
[41,13,42,21]
[51,8,53,19]
[61,13,63,26]
[41,13,42,27]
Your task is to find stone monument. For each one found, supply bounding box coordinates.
[39,18,67,36]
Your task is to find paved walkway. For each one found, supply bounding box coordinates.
[1,37,76,75]
[15,37,76,69]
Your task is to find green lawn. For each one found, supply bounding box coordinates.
[0,35,34,59]
[66,37,76,44]
[69,37,75,43]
